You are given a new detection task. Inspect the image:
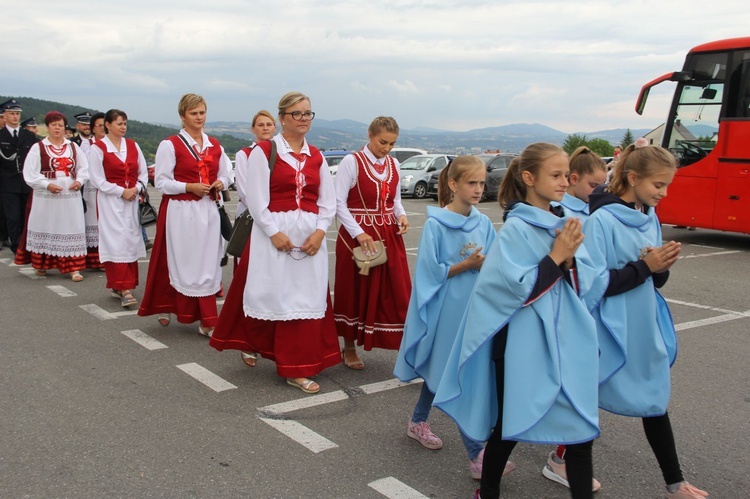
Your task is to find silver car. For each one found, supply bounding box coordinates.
[399,154,454,199]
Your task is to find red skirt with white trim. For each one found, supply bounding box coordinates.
[333,220,411,351]
[209,240,341,378]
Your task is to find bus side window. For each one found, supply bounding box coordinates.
[727,53,750,118]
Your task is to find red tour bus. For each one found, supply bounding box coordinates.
[636,37,750,234]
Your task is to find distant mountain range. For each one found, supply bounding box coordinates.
[203,119,659,154]
[2,95,715,156]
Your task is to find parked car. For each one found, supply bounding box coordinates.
[389,147,428,163]
[427,153,516,201]
[400,154,454,199]
[323,149,351,176]
[481,153,516,201]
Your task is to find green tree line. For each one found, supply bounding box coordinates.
[562,129,642,157]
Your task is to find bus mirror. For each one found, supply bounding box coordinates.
[700,88,718,100]
[669,71,693,82]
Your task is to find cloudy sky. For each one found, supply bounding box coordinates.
[4,0,749,133]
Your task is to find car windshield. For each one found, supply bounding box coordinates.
[326,156,345,166]
[399,156,434,171]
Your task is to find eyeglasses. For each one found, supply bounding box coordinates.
[282,111,315,121]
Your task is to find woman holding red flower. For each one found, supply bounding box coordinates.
[20,111,88,281]
[138,94,232,336]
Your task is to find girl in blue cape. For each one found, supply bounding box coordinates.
[393,156,515,481]
[434,143,604,499]
[552,146,608,225]
[544,146,607,491]
[582,144,708,499]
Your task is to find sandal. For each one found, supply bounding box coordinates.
[111,290,123,299]
[241,352,257,367]
[71,271,84,282]
[198,325,214,337]
[342,347,364,370]
[34,269,47,276]
[287,378,320,394]
[120,291,137,308]
[157,314,171,327]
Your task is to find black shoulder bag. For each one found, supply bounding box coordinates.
[139,181,158,226]
[221,141,277,265]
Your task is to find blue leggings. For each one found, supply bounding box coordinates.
[411,383,484,459]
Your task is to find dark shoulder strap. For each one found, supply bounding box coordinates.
[268,139,277,173]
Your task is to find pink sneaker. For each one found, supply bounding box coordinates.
[406,420,443,450]
[664,482,709,499]
[469,448,517,480]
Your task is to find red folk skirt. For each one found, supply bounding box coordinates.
[137,198,218,327]
[333,220,411,351]
[209,241,341,378]
[104,262,139,290]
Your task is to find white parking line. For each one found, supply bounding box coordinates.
[360,378,421,395]
[121,329,168,350]
[369,477,429,498]
[261,390,350,415]
[676,312,750,331]
[46,285,77,297]
[666,298,745,315]
[0,258,13,265]
[258,378,422,453]
[18,268,44,279]
[259,417,339,453]
[176,363,237,392]
[680,250,740,259]
[80,303,118,320]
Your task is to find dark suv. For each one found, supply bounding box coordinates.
[482,154,516,200]
[427,153,516,201]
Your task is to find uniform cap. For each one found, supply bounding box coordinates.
[0,99,22,112]
[74,112,92,124]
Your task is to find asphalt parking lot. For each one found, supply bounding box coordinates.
[1,193,748,498]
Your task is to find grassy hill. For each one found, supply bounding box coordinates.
[1,95,248,161]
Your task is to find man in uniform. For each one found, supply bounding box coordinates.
[21,117,42,139]
[0,106,7,247]
[0,99,38,253]
[71,111,92,146]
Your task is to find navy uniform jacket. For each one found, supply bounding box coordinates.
[0,127,37,194]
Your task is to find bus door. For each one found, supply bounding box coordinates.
[714,52,750,232]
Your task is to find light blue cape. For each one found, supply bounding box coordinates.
[434,203,604,444]
[582,204,677,417]
[394,206,496,391]
[553,193,590,224]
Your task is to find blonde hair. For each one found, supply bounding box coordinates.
[251,110,275,127]
[608,144,677,196]
[278,91,310,115]
[368,116,400,136]
[569,146,607,177]
[178,93,206,117]
[437,156,485,207]
[498,143,565,209]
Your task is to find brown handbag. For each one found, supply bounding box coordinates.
[337,177,388,276]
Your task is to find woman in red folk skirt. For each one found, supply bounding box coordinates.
[333,116,411,369]
[209,91,340,395]
[138,93,232,337]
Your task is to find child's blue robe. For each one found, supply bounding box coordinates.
[582,203,678,417]
[434,203,604,444]
[553,193,590,223]
[394,206,496,392]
